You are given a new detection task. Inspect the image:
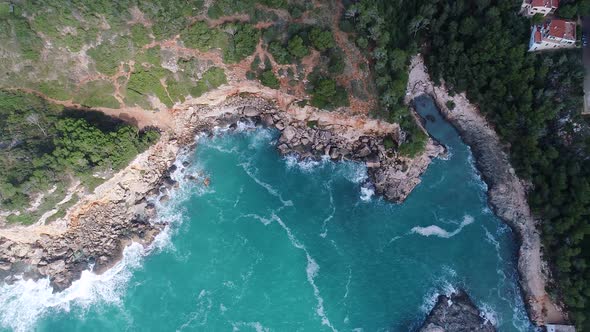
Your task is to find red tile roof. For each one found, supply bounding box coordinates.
[546,19,576,41]
[534,28,542,43]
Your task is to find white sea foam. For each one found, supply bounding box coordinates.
[0,143,204,332]
[240,161,293,207]
[338,162,368,184]
[359,187,374,201]
[479,302,499,327]
[344,267,352,299]
[177,289,213,330]
[0,242,146,332]
[466,150,488,191]
[231,321,270,332]
[284,155,324,172]
[439,146,452,161]
[419,280,459,314]
[482,226,502,261]
[410,215,474,238]
[274,215,338,332]
[248,128,273,149]
[320,182,335,238]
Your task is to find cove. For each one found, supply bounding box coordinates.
[2,96,534,331]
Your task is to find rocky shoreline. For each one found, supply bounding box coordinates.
[419,290,496,332]
[406,55,566,325]
[0,95,443,291]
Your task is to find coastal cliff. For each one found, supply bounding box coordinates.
[0,94,443,290]
[405,55,566,325]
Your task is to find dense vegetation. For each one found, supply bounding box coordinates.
[426,3,589,328]
[343,0,590,327]
[344,0,429,156]
[0,90,159,224]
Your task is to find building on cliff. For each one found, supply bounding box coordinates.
[545,324,576,332]
[529,19,577,52]
[520,0,559,17]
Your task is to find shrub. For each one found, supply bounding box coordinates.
[88,36,133,76]
[222,24,260,63]
[130,24,152,47]
[309,28,335,51]
[181,21,227,51]
[288,35,309,59]
[268,41,291,64]
[311,78,348,109]
[259,70,280,89]
[446,100,456,110]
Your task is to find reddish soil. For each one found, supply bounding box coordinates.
[11,1,378,128]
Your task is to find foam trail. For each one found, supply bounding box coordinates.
[344,267,352,299]
[274,215,338,332]
[240,161,293,207]
[231,321,270,332]
[410,215,474,238]
[320,182,335,238]
[177,289,213,330]
[482,225,502,260]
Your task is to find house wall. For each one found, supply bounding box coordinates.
[520,2,556,17]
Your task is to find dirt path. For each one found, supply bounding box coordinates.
[191,13,250,27]
[6,87,174,130]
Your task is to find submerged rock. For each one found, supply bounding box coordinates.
[420,290,495,332]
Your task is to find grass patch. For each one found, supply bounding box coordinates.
[74,80,119,108]
[88,36,133,76]
[126,67,172,107]
[37,80,71,100]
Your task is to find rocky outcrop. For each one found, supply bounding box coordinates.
[263,111,444,202]
[420,291,495,332]
[0,133,180,290]
[406,55,566,325]
[0,96,444,291]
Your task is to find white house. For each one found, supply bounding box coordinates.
[521,0,560,17]
[529,19,577,51]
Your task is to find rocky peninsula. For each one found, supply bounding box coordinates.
[419,290,495,332]
[406,55,566,325]
[0,93,443,291]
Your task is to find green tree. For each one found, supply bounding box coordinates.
[309,28,335,51]
[259,70,280,89]
[288,35,309,59]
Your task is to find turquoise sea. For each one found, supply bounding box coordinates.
[0,96,535,331]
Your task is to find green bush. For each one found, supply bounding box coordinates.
[181,21,227,51]
[127,68,172,107]
[288,35,309,59]
[310,28,335,51]
[222,24,260,63]
[446,100,455,110]
[130,24,152,47]
[259,70,280,89]
[311,78,348,109]
[88,36,133,76]
[268,41,291,64]
[191,67,227,97]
